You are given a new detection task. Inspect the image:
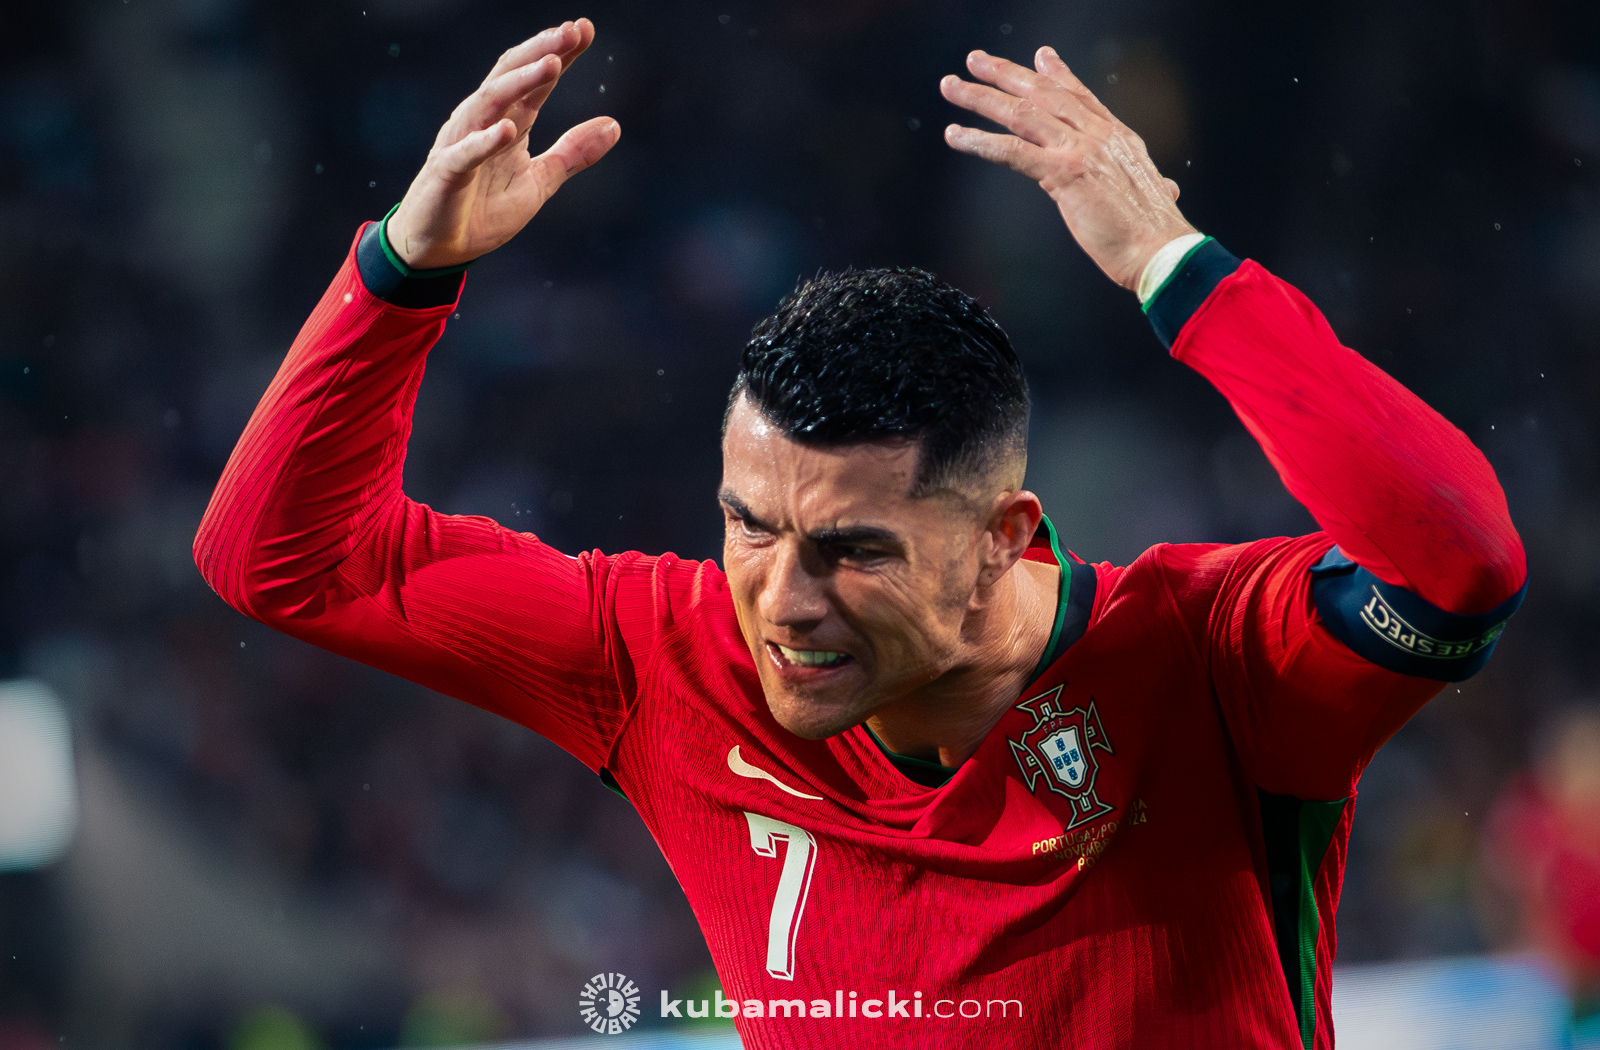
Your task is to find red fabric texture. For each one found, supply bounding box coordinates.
[1169,260,1524,616]
[194,230,1524,1048]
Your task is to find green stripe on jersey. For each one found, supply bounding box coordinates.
[1259,791,1347,1050]
[1027,516,1072,683]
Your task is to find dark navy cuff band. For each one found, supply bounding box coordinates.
[1146,239,1243,349]
[355,220,466,309]
[1309,547,1526,681]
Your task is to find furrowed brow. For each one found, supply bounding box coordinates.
[810,524,901,547]
[718,490,773,531]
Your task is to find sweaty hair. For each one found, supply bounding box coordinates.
[728,267,1030,497]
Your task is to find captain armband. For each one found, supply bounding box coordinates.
[1309,547,1526,682]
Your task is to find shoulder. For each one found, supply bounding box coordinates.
[586,546,733,622]
[1142,533,1331,586]
[1100,533,1333,626]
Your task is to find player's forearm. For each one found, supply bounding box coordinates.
[1148,241,1526,617]
[193,221,463,621]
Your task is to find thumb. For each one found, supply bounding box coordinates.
[525,116,621,202]
[1165,178,1180,201]
[437,118,517,177]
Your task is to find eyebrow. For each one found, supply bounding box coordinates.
[718,489,903,547]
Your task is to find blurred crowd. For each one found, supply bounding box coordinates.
[1,0,1597,1045]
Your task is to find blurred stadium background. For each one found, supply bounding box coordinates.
[2,0,1598,1045]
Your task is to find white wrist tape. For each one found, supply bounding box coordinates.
[1136,232,1208,305]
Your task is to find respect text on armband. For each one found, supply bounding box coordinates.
[1359,587,1504,660]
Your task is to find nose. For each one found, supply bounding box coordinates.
[758,540,829,631]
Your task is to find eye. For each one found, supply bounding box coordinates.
[824,543,884,565]
[724,510,772,543]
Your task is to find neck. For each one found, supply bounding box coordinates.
[865,556,1059,768]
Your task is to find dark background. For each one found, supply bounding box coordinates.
[1,0,1597,1044]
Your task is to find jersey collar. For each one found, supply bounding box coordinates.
[1024,515,1097,685]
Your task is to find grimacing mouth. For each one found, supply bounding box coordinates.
[770,642,853,669]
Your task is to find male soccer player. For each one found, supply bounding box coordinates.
[195,19,1527,1049]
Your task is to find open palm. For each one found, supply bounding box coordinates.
[387,19,620,270]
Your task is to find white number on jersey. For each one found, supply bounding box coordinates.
[743,811,817,980]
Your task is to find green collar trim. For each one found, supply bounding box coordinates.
[1027,515,1071,683]
[377,203,475,279]
[1140,235,1215,315]
[863,724,958,787]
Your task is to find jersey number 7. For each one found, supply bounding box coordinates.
[744,811,818,980]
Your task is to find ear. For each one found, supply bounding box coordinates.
[975,489,1044,588]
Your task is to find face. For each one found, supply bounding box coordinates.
[720,395,999,739]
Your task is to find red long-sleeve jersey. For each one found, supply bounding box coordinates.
[195,226,1525,1049]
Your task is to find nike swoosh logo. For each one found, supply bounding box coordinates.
[727,746,824,800]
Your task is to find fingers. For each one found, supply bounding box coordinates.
[940,74,1079,150]
[1165,177,1180,201]
[1032,46,1115,123]
[466,20,596,146]
[525,116,621,199]
[943,124,1052,182]
[436,118,519,177]
[563,17,596,70]
[964,49,1102,134]
[487,20,583,80]
[470,54,563,126]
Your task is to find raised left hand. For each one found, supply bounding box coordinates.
[942,47,1197,291]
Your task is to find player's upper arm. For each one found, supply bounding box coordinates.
[1161,535,1521,799]
[276,494,715,773]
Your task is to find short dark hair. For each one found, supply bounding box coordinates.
[729,267,1030,496]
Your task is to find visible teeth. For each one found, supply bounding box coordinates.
[776,644,847,668]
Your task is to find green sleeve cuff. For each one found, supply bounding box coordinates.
[354,204,470,309]
[375,203,474,279]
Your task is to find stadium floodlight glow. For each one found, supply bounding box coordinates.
[0,679,79,871]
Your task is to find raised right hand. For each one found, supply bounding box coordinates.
[385,19,619,270]
[941,47,1195,292]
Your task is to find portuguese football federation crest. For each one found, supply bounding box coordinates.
[1009,686,1115,829]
